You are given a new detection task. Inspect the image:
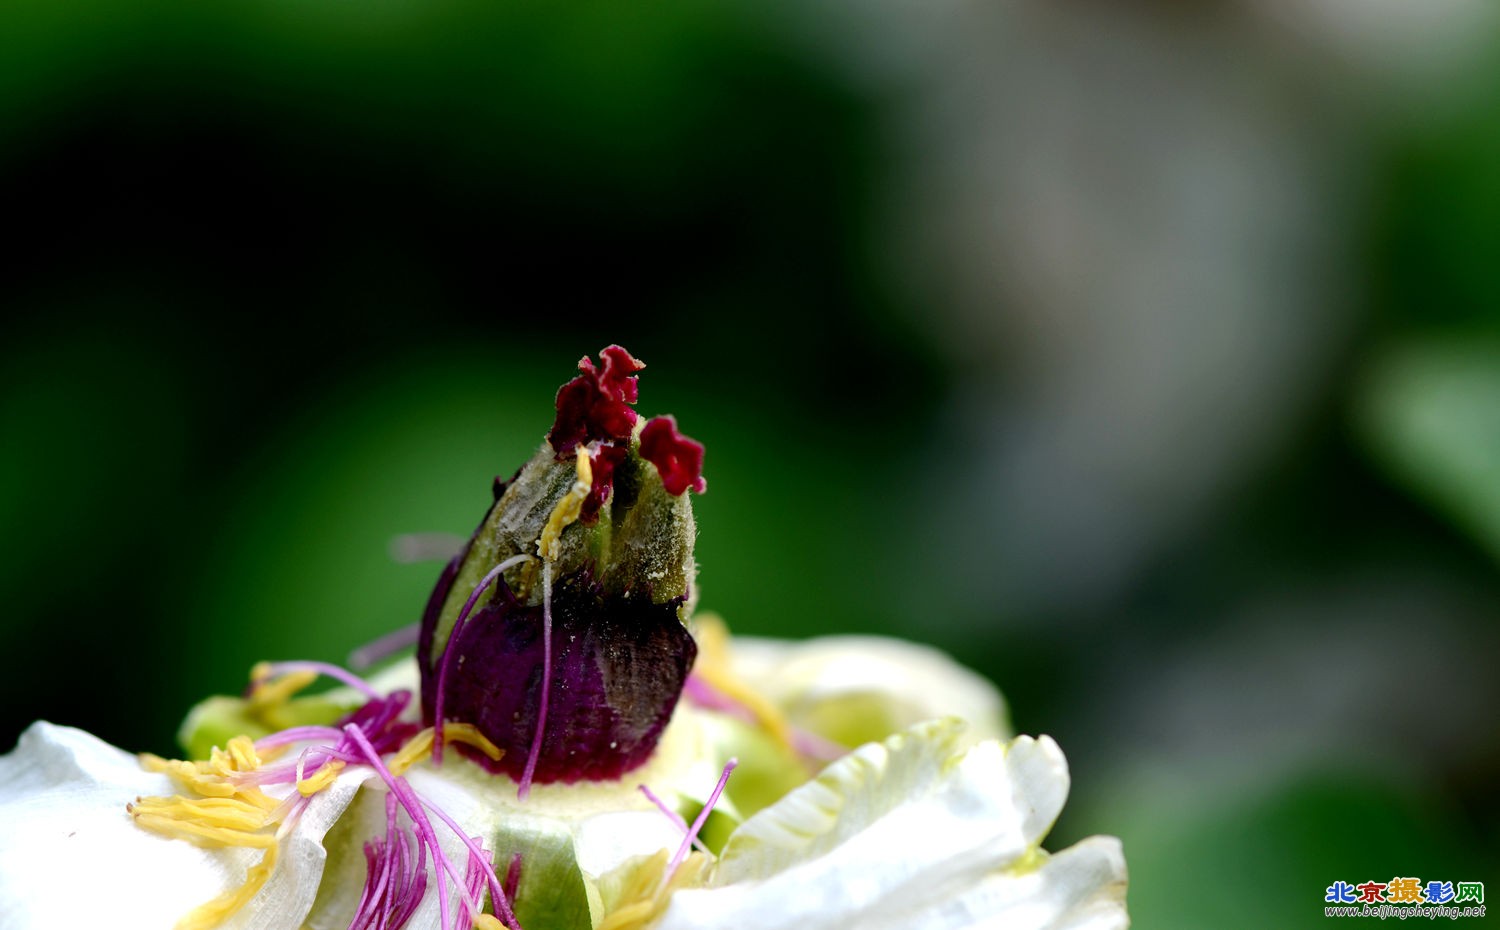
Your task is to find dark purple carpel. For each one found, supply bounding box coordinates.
[420,569,697,784]
[416,550,464,696]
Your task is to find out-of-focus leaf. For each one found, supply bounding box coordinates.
[1097,767,1486,930]
[1358,338,1500,561]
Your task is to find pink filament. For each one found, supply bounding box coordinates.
[343,724,467,929]
[667,758,738,877]
[351,792,428,930]
[260,660,384,701]
[417,795,522,930]
[349,623,421,670]
[253,725,344,752]
[503,853,523,904]
[684,674,846,764]
[639,784,710,856]
[231,666,525,930]
[516,560,553,801]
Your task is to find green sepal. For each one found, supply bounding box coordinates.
[176,692,356,760]
[499,815,594,930]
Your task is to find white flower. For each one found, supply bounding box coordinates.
[0,721,364,930]
[654,719,1124,930]
[0,634,1127,930]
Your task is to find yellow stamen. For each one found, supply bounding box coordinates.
[597,849,710,930]
[141,755,237,798]
[691,614,795,752]
[234,663,341,732]
[520,443,594,593]
[600,900,657,930]
[132,814,276,850]
[296,759,344,796]
[247,663,318,711]
[175,845,279,930]
[442,722,505,761]
[133,728,292,928]
[598,850,670,930]
[140,755,281,811]
[388,724,504,776]
[216,735,264,774]
[388,729,435,775]
[139,662,520,930]
[130,795,270,833]
[537,446,593,562]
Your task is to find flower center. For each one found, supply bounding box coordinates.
[131,664,521,930]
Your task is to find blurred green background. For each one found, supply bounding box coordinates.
[3,1,1499,926]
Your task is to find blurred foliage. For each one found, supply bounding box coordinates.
[1360,340,1500,563]
[3,2,1500,928]
[1100,769,1489,929]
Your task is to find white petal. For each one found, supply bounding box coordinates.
[396,743,717,928]
[572,812,690,878]
[728,635,1010,747]
[652,720,1127,930]
[947,837,1129,930]
[235,771,367,930]
[0,722,249,930]
[0,721,366,930]
[308,770,504,930]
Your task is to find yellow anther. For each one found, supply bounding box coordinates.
[208,742,260,779]
[131,811,276,850]
[134,728,290,927]
[597,850,709,930]
[207,748,233,775]
[599,901,657,930]
[691,614,795,752]
[388,730,435,776]
[223,735,263,773]
[247,665,318,711]
[141,755,237,798]
[536,446,593,563]
[472,915,508,930]
[441,722,505,761]
[696,667,794,750]
[388,724,504,776]
[175,845,278,930]
[296,759,344,796]
[140,756,280,814]
[130,795,269,833]
[597,850,669,930]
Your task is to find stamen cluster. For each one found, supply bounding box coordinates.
[131,662,523,930]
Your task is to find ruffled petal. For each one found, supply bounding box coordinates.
[1,648,1124,930]
[924,836,1128,930]
[650,720,1127,930]
[242,769,366,930]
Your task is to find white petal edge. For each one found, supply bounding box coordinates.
[727,634,1011,745]
[0,721,365,930]
[234,769,366,930]
[650,720,1128,930]
[949,837,1128,930]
